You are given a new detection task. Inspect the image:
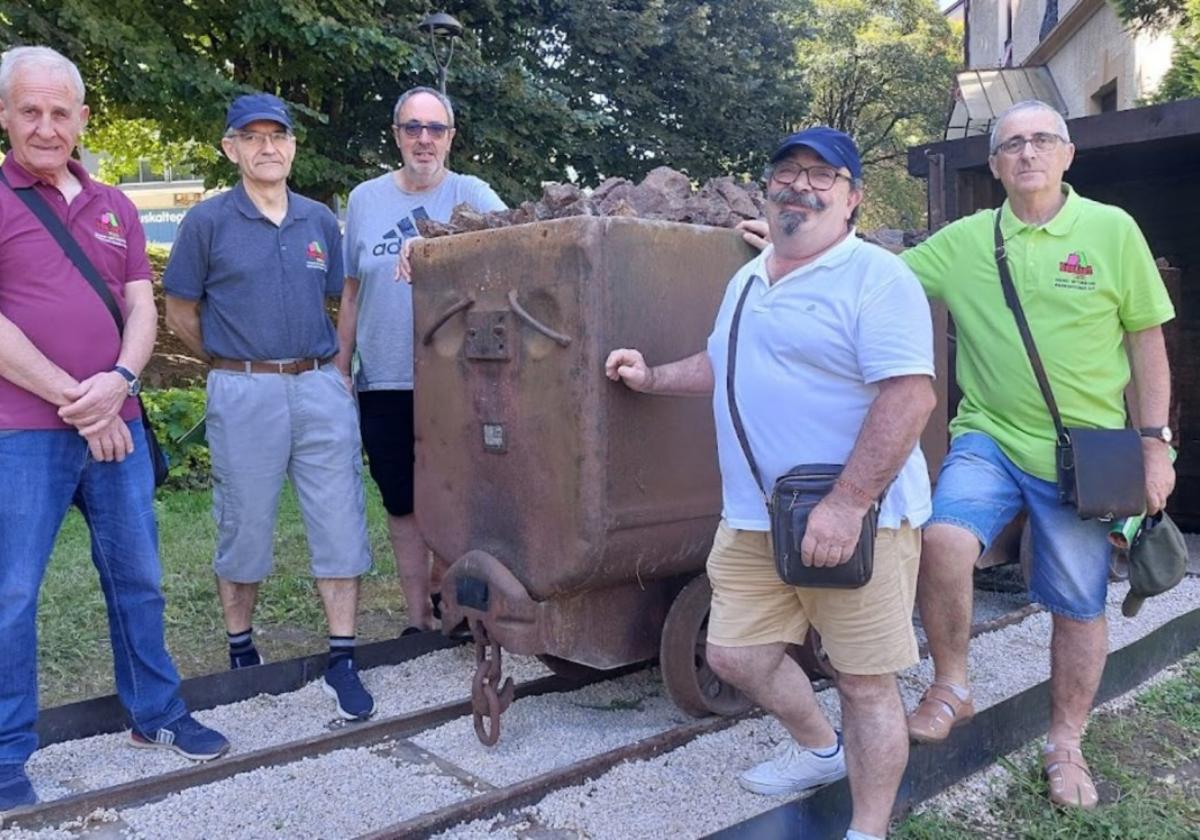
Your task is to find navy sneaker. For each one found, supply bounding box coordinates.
[130,713,230,761]
[323,658,375,721]
[0,766,36,811]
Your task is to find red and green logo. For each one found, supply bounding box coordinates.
[97,211,121,235]
[1059,251,1093,276]
[305,240,327,269]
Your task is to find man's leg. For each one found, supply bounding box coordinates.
[216,579,260,634]
[707,642,836,748]
[1048,613,1107,749]
[915,524,979,688]
[388,513,432,630]
[316,577,361,637]
[75,421,186,735]
[0,430,78,805]
[838,673,908,838]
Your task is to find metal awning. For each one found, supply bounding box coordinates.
[944,67,1068,140]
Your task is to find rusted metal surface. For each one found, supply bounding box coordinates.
[470,618,515,745]
[414,218,754,683]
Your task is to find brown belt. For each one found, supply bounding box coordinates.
[210,357,328,375]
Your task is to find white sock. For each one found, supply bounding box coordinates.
[845,830,884,840]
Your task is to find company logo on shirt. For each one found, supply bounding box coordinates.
[1058,252,1093,276]
[306,240,327,270]
[371,215,423,256]
[93,210,127,248]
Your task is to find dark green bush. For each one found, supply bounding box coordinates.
[142,387,209,488]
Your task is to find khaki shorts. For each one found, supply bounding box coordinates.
[706,520,920,675]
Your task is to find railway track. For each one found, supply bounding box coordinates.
[1,599,1051,838]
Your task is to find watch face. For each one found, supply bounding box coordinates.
[1163,427,1174,444]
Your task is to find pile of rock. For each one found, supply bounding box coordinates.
[415,166,767,238]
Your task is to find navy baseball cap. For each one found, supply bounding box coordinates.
[770,127,862,180]
[226,93,294,131]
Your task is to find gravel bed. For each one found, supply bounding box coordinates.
[434,576,1200,839]
[19,646,549,804]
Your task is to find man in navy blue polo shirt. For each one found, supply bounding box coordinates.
[163,94,374,721]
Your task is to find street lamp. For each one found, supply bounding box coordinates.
[417,11,465,96]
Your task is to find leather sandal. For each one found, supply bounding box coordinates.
[907,682,975,743]
[1044,746,1099,809]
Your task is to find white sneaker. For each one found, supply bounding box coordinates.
[738,739,847,795]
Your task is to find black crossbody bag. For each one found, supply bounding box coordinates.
[725,278,876,588]
[992,211,1142,520]
[0,170,169,487]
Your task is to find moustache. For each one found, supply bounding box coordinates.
[768,187,826,211]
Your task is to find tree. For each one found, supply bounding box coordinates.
[1,0,806,201]
[789,0,959,227]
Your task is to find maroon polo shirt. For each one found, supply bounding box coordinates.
[0,156,150,429]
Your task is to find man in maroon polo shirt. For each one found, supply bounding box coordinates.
[0,46,228,811]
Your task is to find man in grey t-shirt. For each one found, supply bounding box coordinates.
[335,86,504,633]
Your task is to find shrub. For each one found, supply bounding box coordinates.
[141,386,210,488]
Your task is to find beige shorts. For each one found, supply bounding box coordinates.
[706,520,920,675]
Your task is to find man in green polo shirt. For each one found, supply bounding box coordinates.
[901,100,1175,810]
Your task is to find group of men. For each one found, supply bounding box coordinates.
[0,41,1175,839]
[0,45,494,810]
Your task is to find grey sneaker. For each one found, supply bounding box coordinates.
[738,738,847,795]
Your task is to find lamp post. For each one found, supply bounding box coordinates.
[417,11,465,96]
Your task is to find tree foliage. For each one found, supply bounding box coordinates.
[1,0,957,220]
[1111,0,1186,30]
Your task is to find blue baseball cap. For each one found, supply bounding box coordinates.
[770,127,862,180]
[226,93,294,131]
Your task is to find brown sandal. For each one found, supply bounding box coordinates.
[1044,746,1099,809]
[907,682,975,743]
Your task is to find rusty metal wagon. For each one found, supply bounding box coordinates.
[411,216,831,744]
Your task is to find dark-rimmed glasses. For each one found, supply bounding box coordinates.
[992,132,1066,156]
[394,121,452,139]
[769,162,847,191]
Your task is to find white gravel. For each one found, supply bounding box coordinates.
[20,646,549,804]
[5,576,1196,840]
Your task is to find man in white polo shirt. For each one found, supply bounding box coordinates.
[605,128,936,840]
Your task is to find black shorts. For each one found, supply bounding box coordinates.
[358,389,415,517]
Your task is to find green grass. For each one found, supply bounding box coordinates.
[893,652,1200,840]
[37,478,406,707]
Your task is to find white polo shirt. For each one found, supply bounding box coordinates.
[706,232,935,531]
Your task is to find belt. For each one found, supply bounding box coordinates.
[210,357,328,375]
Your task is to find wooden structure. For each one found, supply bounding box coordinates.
[908,97,1200,528]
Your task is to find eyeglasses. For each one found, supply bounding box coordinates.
[769,162,847,191]
[992,132,1066,156]
[234,130,294,147]
[394,121,452,139]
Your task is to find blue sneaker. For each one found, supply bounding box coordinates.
[0,765,36,811]
[323,658,375,721]
[130,713,230,761]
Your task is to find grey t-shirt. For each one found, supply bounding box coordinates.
[343,171,505,390]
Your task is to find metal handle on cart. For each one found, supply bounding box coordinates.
[422,295,475,345]
[507,290,572,347]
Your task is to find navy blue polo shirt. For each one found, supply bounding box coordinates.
[163,182,343,360]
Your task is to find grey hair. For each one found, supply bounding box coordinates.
[392,86,455,127]
[989,100,1070,154]
[0,46,86,105]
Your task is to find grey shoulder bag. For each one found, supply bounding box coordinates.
[992,211,1143,520]
[725,277,876,588]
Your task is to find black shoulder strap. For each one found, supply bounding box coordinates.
[726,276,770,501]
[993,210,1065,443]
[0,169,125,335]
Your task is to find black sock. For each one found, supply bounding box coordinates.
[329,635,355,668]
[228,628,259,668]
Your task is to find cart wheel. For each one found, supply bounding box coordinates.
[660,575,752,718]
[787,628,837,682]
[536,654,605,682]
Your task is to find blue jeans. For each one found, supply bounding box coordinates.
[928,432,1112,621]
[0,421,186,767]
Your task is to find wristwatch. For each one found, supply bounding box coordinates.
[1138,426,1173,445]
[113,365,142,397]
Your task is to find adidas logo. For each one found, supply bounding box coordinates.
[371,216,423,256]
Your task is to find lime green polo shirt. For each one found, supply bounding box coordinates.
[902,185,1174,480]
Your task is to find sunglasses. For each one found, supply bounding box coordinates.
[394,121,452,139]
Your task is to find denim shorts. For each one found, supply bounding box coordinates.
[928,432,1112,621]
